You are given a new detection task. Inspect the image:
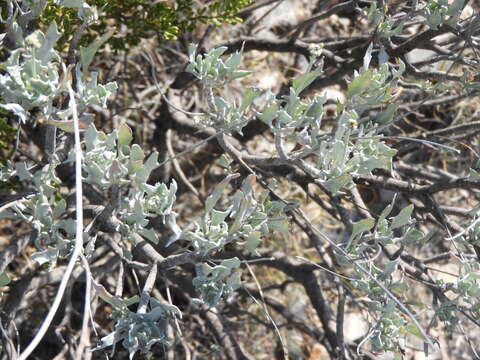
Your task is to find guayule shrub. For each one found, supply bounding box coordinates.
[182,21,450,355]
[0,23,65,123]
[0,2,282,356]
[184,174,288,252]
[193,258,242,307]
[185,174,287,306]
[0,0,116,265]
[2,0,480,359]
[0,7,116,126]
[187,41,400,195]
[81,123,180,245]
[0,157,76,267]
[329,195,431,351]
[423,0,466,29]
[94,296,182,359]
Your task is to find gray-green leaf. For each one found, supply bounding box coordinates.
[350,218,375,240]
[390,204,414,230]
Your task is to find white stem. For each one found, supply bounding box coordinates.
[19,82,84,360]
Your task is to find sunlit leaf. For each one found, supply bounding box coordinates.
[350,218,375,240]
[324,174,350,193]
[347,71,373,98]
[292,68,323,94]
[205,173,240,213]
[0,272,11,287]
[117,123,133,146]
[390,204,414,230]
[80,31,113,75]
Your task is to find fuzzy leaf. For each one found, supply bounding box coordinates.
[0,103,28,123]
[347,71,373,98]
[244,231,261,253]
[292,68,323,94]
[55,0,85,7]
[80,31,113,75]
[31,248,59,267]
[117,123,133,146]
[406,323,427,340]
[378,46,389,66]
[324,174,350,194]
[0,272,11,287]
[390,204,414,230]
[138,228,159,244]
[363,42,374,71]
[447,0,465,16]
[130,144,145,161]
[205,173,240,213]
[350,218,375,240]
[378,197,396,225]
[373,103,399,125]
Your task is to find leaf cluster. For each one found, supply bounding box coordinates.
[39,0,251,50]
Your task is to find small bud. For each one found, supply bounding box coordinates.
[308,43,324,58]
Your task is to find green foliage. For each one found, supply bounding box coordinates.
[193,258,242,307]
[185,173,287,305]
[3,1,480,358]
[0,1,116,266]
[187,44,399,195]
[39,0,251,50]
[184,174,287,253]
[0,13,116,125]
[94,295,182,359]
[0,157,74,268]
[0,22,63,122]
[366,2,404,39]
[0,272,10,297]
[0,110,16,154]
[187,44,252,87]
[186,44,258,134]
[423,0,465,29]
[78,123,180,245]
[365,0,464,38]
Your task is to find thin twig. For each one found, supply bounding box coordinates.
[18,76,85,360]
[244,262,288,360]
[137,263,158,314]
[74,254,94,360]
[166,128,202,199]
